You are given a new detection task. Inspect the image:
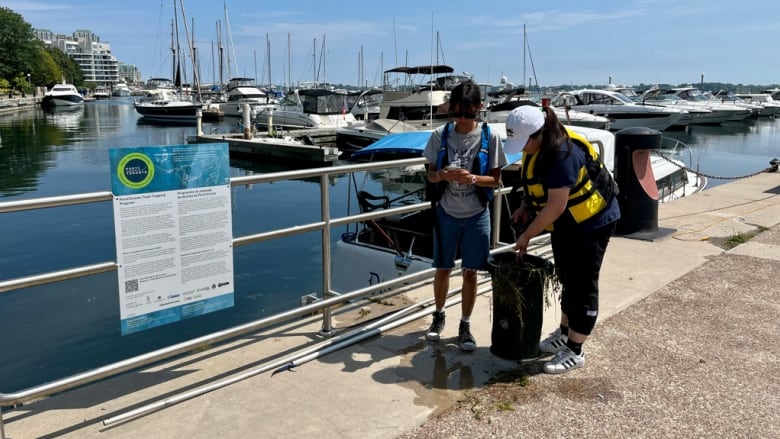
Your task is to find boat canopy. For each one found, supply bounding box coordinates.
[383,65,454,75]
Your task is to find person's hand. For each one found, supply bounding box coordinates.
[446,167,469,184]
[512,204,529,225]
[514,233,530,255]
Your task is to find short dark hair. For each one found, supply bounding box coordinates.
[448,80,481,112]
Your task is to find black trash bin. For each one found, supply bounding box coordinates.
[487,252,557,361]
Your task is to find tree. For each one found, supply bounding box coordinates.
[32,49,63,87]
[0,7,39,83]
[42,46,83,87]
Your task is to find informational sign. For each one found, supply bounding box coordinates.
[109,143,234,335]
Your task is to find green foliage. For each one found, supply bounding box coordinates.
[0,6,83,88]
[0,7,39,81]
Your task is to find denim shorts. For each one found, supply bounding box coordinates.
[432,205,490,271]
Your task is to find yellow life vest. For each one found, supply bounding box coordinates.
[521,129,611,231]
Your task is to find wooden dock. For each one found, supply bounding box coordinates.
[189,129,341,164]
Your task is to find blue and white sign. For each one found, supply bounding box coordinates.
[109,143,234,335]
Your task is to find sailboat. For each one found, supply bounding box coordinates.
[134,1,203,124]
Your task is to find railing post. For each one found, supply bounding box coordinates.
[320,173,334,334]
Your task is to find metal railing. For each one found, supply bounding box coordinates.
[0,156,527,437]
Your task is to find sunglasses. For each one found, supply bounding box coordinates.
[450,111,477,119]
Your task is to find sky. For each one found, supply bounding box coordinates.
[6,0,780,88]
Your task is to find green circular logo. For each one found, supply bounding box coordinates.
[117,152,154,189]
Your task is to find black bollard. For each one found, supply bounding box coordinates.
[614,127,673,240]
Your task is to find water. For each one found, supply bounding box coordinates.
[1,99,778,393]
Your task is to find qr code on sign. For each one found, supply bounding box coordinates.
[125,279,139,293]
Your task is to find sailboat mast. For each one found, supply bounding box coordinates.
[217,20,224,88]
[523,23,526,90]
[266,33,272,88]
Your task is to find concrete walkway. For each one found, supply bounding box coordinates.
[2,173,778,439]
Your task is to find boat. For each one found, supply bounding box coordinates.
[133,88,202,124]
[253,88,357,130]
[346,89,383,121]
[134,2,206,125]
[218,77,278,118]
[549,88,687,131]
[733,92,780,116]
[335,118,419,154]
[40,81,84,108]
[483,92,611,130]
[333,124,704,293]
[667,86,752,122]
[92,86,110,100]
[112,81,132,97]
[627,86,731,127]
[377,64,469,129]
[711,90,774,117]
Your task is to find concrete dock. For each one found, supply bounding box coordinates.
[2,172,778,439]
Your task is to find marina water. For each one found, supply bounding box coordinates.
[1,98,777,393]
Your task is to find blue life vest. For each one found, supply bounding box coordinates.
[433,122,493,205]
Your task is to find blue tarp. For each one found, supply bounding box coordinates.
[350,131,522,167]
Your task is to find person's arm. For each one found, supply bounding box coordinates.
[468,167,501,187]
[427,166,446,183]
[515,187,569,253]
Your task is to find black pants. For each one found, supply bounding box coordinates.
[550,222,615,335]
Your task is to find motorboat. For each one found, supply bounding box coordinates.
[335,118,419,154]
[112,81,132,97]
[40,81,84,108]
[218,77,278,118]
[253,88,357,130]
[377,65,470,129]
[92,86,110,100]
[711,90,774,117]
[613,85,717,127]
[133,88,202,124]
[668,86,752,122]
[334,124,705,293]
[346,89,383,121]
[733,92,780,116]
[484,94,611,130]
[549,88,687,131]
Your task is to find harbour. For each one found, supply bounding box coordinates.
[1,97,778,392]
[0,97,779,437]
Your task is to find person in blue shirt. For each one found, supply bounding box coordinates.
[423,80,506,351]
[504,105,620,374]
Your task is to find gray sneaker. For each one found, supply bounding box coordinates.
[458,321,476,352]
[539,328,568,354]
[542,346,585,374]
[425,311,445,341]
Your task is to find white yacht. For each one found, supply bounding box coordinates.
[40,81,84,108]
[632,87,729,126]
[218,77,278,118]
[253,88,356,130]
[668,86,752,122]
[550,88,686,131]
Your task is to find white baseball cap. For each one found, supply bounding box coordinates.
[504,105,545,154]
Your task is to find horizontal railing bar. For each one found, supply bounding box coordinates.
[0,262,118,294]
[229,157,426,187]
[0,191,113,213]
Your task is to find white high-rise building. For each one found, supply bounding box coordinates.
[34,29,135,85]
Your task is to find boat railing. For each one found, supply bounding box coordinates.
[0,156,530,435]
